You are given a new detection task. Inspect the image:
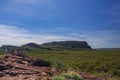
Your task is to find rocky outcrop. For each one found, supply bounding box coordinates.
[43,41,92,49]
[0,54,59,80]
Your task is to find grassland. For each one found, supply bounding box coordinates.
[23,49,120,79]
[0,48,120,79]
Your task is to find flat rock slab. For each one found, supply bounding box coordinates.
[0,54,59,80]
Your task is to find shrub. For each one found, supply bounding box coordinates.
[31,59,50,67]
[109,69,120,77]
[52,71,82,80]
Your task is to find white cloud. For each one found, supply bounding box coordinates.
[69,31,120,48]
[0,24,120,48]
[0,24,80,47]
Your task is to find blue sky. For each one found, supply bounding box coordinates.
[0,0,120,48]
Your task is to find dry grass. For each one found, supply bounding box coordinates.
[0,55,5,60]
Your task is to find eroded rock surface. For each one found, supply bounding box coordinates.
[0,54,59,80]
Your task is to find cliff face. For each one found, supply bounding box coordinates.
[43,41,92,49]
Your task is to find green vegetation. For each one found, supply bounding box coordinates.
[42,41,91,49]
[0,43,120,79]
[0,49,4,54]
[52,71,82,80]
[23,49,120,79]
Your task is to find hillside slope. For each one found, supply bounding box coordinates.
[0,41,92,55]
